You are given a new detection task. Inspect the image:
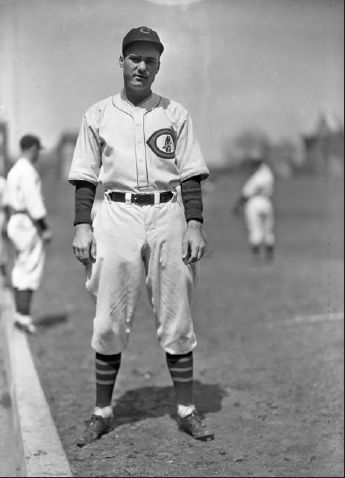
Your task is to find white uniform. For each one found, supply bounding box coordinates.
[4,157,47,290]
[69,92,209,355]
[0,176,7,267]
[242,163,275,247]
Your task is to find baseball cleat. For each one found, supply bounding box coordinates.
[14,320,37,335]
[177,410,215,441]
[76,414,114,447]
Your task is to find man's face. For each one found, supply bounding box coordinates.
[30,144,41,163]
[120,42,161,91]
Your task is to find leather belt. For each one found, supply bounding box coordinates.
[109,191,173,206]
[10,209,27,215]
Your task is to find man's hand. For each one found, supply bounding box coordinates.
[41,228,53,244]
[182,220,206,265]
[72,223,96,265]
[232,195,246,217]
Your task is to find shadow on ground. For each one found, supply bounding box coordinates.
[35,312,69,328]
[112,380,228,427]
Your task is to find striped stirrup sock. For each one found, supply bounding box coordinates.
[166,351,194,406]
[95,352,121,408]
[14,288,33,315]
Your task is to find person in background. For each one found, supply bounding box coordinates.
[232,153,275,263]
[4,134,52,334]
[0,173,8,284]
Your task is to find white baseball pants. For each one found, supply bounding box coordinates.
[0,210,7,266]
[85,193,198,355]
[244,196,275,246]
[7,214,45,290]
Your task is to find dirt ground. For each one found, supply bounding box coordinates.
[21,175,344,477]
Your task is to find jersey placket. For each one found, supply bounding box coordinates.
[133,110,148,189]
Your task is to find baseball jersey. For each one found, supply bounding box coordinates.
[242,163,274,200]
[0,176,5,209]
[68,93,209,192]
[0,176,6,257]
[4,157,47,220]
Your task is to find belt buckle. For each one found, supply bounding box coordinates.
[132,193,141,205]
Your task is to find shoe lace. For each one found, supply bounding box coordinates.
[84,414,103,427]
[186,410,207,428]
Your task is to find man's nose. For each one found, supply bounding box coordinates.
[138,61,147,72]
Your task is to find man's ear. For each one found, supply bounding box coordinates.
[156,60,160,73]
[119,55,124,68]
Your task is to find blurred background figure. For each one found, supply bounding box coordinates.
[232,151,275,263]
[0,172,8,284]
[4,134,52,334]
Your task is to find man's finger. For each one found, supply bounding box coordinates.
[73,246,90,264]
[187,245,199,264]
[91,239,97,262]
[182,240,189,262]
[197,245,205,261]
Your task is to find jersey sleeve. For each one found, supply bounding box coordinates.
[21,168,47,220]
[242,175,258,198]
[175,112,209,182]
[68,112,102,185]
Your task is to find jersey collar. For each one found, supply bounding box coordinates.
[112,92,161,116]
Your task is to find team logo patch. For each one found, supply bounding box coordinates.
[140,27,152,34]
[146,128,177,159]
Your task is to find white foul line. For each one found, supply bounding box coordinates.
[286,312,344,325]
[266,312,344,328]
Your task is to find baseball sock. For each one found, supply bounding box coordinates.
[251,245,261,260]
[14,288,33,315]
[0,264,6,278]
[265,244,275,261]
[95,352,121,411]
[166,351,194,416]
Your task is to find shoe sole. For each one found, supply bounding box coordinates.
[194,432,215,441]
[76,425,114,447]
[14,322,36,335]
[178,422,215,441]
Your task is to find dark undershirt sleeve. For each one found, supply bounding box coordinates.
[34,217,49,232]
[73,180,97,226]
[181,175,204,223]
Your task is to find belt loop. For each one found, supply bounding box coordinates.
[104,190,111,202]
[154,191,160,207]
[125,192,132,206]
[170,188,177,203]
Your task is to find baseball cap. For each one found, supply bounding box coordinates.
[122,26,164,55]
[19,134,43,151]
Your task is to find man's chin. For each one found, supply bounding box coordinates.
[131,82,146,89]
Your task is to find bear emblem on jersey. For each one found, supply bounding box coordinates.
[147,128,177,159]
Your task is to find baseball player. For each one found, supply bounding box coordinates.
[4,135,52,334]
[69,26,214,446]
[0,173,8,284]
[232,154,275,262]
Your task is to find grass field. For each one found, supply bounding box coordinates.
[23,174,344,477]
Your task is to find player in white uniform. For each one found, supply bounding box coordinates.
[4,135,52,333]
[0,174,8,283]
[233,156,275,262]
[69,27,214,445]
